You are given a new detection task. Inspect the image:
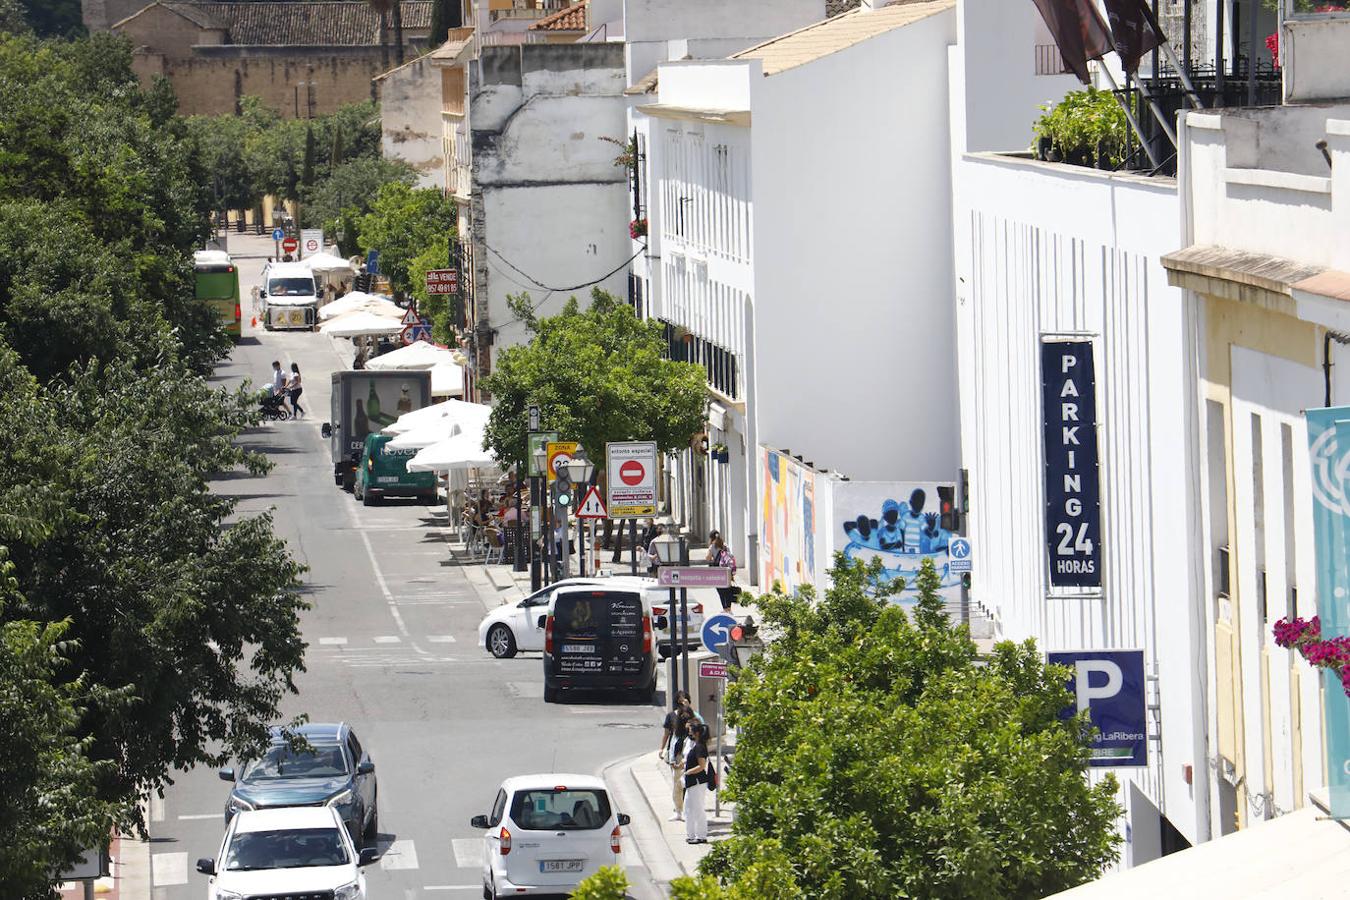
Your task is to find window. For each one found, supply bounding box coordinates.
[489,789,508,827]
[510,788,612,830]
[346,731,363,764]
[225,828,349,871]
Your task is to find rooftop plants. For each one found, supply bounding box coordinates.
[1033,87,1131,170]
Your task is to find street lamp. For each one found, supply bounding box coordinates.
[563,456,595,574]
[532,445,549,588]
[650,528,689,705]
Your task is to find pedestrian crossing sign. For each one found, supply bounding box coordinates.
[575,485,607,520]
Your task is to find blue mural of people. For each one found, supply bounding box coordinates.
[841,487,956,600]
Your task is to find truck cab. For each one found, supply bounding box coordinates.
[260,261,318,331]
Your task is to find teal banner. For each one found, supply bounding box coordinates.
[1305,407,1350,817]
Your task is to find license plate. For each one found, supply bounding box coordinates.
[562,644,595,654]
[377,476,399,483]
[540,860,584,873]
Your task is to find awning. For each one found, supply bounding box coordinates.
[317,311,404,338]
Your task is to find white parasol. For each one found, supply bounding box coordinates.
[430,360,465,397]
[366,341,458,371]
[302,252,358,274]
[407,430,498,473]
[318,311,405,338]
[318,292,403,321]
[383,398,490,436]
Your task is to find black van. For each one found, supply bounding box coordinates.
[541,585,660,704]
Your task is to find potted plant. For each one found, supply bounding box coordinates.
[710,442,729,463]
[629,218,648,239]
[1032,88,1128,170]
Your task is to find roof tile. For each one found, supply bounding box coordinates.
[734,0,955,76]
[528,0,588,32]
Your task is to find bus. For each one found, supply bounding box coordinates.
[193,249,242,341]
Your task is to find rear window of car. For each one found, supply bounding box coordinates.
[510,788,611,831]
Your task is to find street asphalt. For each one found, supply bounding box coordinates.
[147,232,663,900]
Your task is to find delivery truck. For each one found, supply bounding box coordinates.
[321,370,433,491]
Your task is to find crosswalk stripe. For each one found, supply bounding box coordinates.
[451,838,482,869]
[380,838,419,870]
[152,852,188,886]
[319,637,348,645]
[373,635,402,644]
[426,635,457,643]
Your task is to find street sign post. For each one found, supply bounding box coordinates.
[425,268,458,295]
[1048,649,1148,767]
[701,613,738,655]
[528,405,541,432]
[271,227,285,242]
[698,658,730,817]
[575,485,607,520]
[605,441,658,517]
[699,660,728,679]
[527,431,559,477]
[657,566,732,589]
[949,536,972,574]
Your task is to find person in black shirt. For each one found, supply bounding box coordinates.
[683,722,711,843]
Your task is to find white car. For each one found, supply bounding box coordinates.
[196,806,375,900]
[470,774,631,898]
[478,576,715,659]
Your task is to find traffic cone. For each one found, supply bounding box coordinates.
[251,315,258,328]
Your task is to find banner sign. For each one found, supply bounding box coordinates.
[1041,340,1102,588]
[606,441,658,517]
[1048,649,1147,767]
[1305,407,1350,816]
[425,268,458,295]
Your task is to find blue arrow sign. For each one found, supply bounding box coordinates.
[701,613,737,654]
[271,228,285,242]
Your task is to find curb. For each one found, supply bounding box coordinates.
[601,753,686,886]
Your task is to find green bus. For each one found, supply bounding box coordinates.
[193,249,242,341]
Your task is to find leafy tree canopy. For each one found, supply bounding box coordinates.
[693,557,1121,899]
[481,289,708,467]
[356,180,455,294]
[300,155,415,239]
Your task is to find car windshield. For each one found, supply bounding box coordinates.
[268,277,315,296]
[511,788,611,831]
[240,743,348,781]
[224,828,349,871]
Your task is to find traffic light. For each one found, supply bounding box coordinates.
[938,484,957,532]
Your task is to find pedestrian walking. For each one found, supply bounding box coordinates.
[704,530,721,564]
[709,533,739,611]
[645,524,665,576]
[683,722,711,843]
[665,708,694,821]
[285,363,304,418]
[658,688,691,759]
[269,360,286,396]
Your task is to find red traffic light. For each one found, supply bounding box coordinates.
[730,625,743,642]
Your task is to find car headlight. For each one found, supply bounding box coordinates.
[327,788,354,807]
[216,890,246,900]
[227,795,253,814]
[335,881,363,900]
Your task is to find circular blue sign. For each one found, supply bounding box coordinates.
[701,613,738,653]
[271,228,285,242]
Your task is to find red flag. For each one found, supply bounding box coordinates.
[1102,0,1166,76]
[1030,0,1114,84]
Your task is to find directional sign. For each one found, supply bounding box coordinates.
[281,237,299,254]
[701,613,738,654]
[606,441,658,518]
[699,660,728,680]
[271,228,285,242]
[949,536,972,574]
[400,324,431,345]
[546,441,579,483]
[575,485,607,520]
[658,566,732,589]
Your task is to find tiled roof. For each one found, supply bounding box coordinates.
[827,0,862,15]
[528,0,587,32]
[157,1,432,46]
[733,0,955,76]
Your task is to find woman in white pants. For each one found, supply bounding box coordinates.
[683,723,711,843]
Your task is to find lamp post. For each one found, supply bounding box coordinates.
[651,530,689,705]
[532,444,548,589]
[564,456,595,575]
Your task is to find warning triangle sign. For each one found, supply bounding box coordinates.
[401,306,420,326]
[575,485,608,520]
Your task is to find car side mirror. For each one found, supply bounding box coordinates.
[358,847,380,867]
[470,814,490,829]
[357,760,375,775]
[321,423,332,438]
[217,767,235,782]
[195,858,215,876]
[653,616,668,631]
[617,813,631,826]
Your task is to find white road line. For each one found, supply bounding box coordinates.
[319,637,348,645]
[151,852,188,886]
[150,793,165,823]
[423,886,482,892]
[177,813,221,820]
[426,635,457,643]
[380,838,419,870]
[451,838,482,869]
[373,635,402,644]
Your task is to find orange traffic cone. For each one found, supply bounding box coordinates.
[251,316,258,328]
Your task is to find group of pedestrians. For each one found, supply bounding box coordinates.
[658,690,716,844]
[269,360,305,418]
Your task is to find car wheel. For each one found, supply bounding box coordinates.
[487,625,517,659]
[363,488,378,506]
[544,684,560,704]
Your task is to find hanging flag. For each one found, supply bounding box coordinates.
[1030,0,1114,84]
[1102,0,1166,76]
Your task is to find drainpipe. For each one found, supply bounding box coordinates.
[743,293,760,586]
[1323,330,1350,408]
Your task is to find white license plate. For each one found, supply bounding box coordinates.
[540,860,584,873]
[562,644,595,654]
[376,476,399,483]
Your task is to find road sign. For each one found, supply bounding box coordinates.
[605,441,658,517]
[546,441,579,483]
[400,306,420,326]
[400,324,431,345]
[527,431,558,477]
[425,268,458,295]
[657,566,732,589]
[699,660,728,680]
[528,405,541,432]
[949,536,972,574]
[281,237,299,254]
[271,228,285,242]
[701,614,737,654]
[1048,650,1147,767]
[576,485,607,520]
[301,228,323,256]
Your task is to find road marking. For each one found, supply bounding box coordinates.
[451,838,482,869]
[380,838,419,870]
[374,635,402,644]
[319,637,348,646]
[150,793,165,822]
[151,852,187,886]
[358,528,412,640]
[423,886,482,892]
[426,634,457,643]
[177,813,220,820]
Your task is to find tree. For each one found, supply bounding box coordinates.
[481,289,708,468]
[301,124,316,190]
[427,0,461,45]
[698,557,1122,899]
[299,155,415,236]
[15,0,81,37]
[356,180,455,294]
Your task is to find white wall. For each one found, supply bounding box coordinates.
[377,56,447,189]
[752,9,960,483]
[953,152,1208,849]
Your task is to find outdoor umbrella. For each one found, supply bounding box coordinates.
[366,341,457,371]
[384,398,490,435]
[430,360,465,397]
[318,292,402,321]
[318,311,405,338]
[387,415,486,452]
[302,252,358,274]
[407,429,498,473]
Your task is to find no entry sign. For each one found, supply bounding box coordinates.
[606,441,657,517]
[281,237,299,254]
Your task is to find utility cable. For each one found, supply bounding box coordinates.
[484,242,648,294]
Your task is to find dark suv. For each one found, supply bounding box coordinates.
[219,722,378,846]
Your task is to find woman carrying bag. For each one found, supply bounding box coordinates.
[683,722,712,843]
[709,534,739,612]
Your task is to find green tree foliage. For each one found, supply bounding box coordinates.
[427,0,460,44]
[356,181,455,294]
[408,242,457,345]
[481,289,708,466]
[0,0,29,34]
[16,0,82,37]
[570,865,630,900]
[699,557,1122,899]
[300,156,416,238]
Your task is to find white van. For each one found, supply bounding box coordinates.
[260,261,318,331]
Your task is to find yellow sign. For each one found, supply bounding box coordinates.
[545,441,579,483]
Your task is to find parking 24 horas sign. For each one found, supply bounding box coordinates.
[1041,340,1101,588]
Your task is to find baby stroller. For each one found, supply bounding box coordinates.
[259,390,291,421]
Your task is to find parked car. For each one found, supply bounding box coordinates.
[353,432,437,505]
[218,723,378,847]
[470,774,630,899]
[196,806,376,900]
[542,582,661,703]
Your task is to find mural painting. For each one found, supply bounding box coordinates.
[759,448,816,594]
[834,482,959,607]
